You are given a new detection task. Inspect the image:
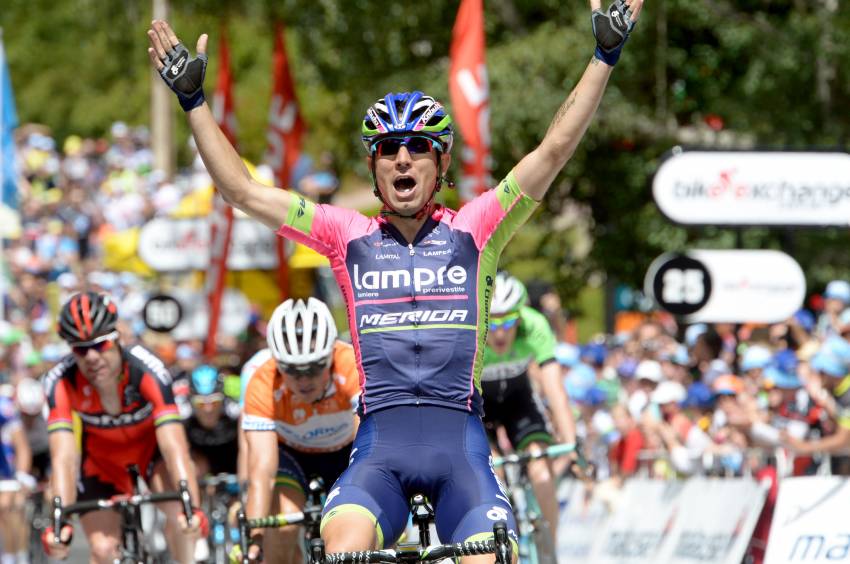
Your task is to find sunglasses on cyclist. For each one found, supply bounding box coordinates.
[489,314,519,332]
[190,393,225,407]
[370,136,443,157]
[279,361,329,379]
[71,331,118,356]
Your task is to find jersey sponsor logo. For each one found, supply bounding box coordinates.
[324,486,341,508]
[130,346,172,386]
[421,239,447,246]
[422,249,452,257]
[359,309,468,328]
[43,356,76,396]
[77,403,154,428]
[353,264,467,293]
[374,253,400,261]
[481,358,530,382]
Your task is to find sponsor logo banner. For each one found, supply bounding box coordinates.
[653,151,850,226]
[645,250,805,323]
[138,217,277,271]
[765,477,850,563]
[557,478,766,564]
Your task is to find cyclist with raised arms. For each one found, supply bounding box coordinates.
[147,1,642,560]
[482,272,577,544]
[41,292,206,563]
[239,298,359,563]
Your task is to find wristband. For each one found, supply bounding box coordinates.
[15,470,36,490]
[193,507,210,538]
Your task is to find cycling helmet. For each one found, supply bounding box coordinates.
[190,364,223,397]
[489,273,528,316]
[361,91,454,155]
[267,298,337,374]
[57,291,118,344]
[15,377,45,416]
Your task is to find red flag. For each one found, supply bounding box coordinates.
[265,22,305,300]
[449,0,492,202]
[205,28,238,357]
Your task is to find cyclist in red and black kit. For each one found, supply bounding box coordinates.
[41,292,206,563]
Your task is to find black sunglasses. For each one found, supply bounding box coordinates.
[71,336,116,356]
[371,136,443,157]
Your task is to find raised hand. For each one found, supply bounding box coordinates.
[146,20,209,111]
[590,0,644,66]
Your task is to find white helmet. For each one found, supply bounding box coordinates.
[490,272,528,316]
[16,377,45,416]
[267,298,337,374]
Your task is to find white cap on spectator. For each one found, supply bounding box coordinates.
[825,280,850,304]
[741,345,772,371]
[57,272,78,289]
[651,381,687,405]
[685,324,708,347]
[635,360,663,383]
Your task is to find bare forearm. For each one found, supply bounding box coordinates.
[49,434,78,504]
[12,427,32,474]
[515,59,612,200]
[802,429,850,454]
[540,364,577,443]
[187,103,254,208]
[156,426,200,502]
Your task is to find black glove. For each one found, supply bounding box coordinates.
[591,0,635,66]
[158,43,208,111]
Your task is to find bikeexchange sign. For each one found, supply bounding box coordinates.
[653,151,850,226]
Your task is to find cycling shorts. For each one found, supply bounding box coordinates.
[321,405,518,549]
[276,442,352,495]
[482,374,553,451]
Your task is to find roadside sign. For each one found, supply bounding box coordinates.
[142,294,183,333]
[645,250,805,323]
[653,150,850,226]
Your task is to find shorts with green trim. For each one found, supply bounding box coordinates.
[482,373,554,451]
[321,405,518,549]
[276,442,352,494]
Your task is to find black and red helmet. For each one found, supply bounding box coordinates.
[57,291,119,344]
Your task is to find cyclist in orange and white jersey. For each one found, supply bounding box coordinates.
[240,298,358,563]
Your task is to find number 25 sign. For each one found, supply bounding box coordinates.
[644,250,805,323]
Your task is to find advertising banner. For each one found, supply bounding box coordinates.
[138,217,278,272]
[645,250,805,323]
[765,477,850,563]
[574,478,766,564]
[659,478,767,564]
[653,151,850,226]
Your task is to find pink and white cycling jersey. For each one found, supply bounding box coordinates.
[278,171,538,415]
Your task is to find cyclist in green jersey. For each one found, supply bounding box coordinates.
[482,273,577,543]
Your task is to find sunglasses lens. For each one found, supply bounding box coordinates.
[72,339,113,355]
[376,138,402,156]
[489,317,518,331]
[406,137,433,154]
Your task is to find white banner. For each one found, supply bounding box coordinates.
[568,478,766,564]
[653,151,850,226]
[138,217,278,271]
[169,288,251,341]
[765,477,850,563]
[557,479,612,562]
[659,478,767,564]
[645,250,806,323]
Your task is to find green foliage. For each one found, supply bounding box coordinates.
[4,0,850,318]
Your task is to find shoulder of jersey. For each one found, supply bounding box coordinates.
[128,344,173,386]
[42,355,78,393]
[520,306,553,334]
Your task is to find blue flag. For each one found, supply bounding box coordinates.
[0,29,19,224]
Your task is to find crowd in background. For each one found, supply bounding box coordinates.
[3,124,850,493]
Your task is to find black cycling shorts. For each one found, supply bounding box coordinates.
[482,374,553,451]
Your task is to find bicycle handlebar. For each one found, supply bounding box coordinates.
[313,521,511,564]
[52,480,193,544]
[492,442,576,468]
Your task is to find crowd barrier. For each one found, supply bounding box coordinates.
[557,477,767,563]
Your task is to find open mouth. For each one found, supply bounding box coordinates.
[393,176,416,193]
